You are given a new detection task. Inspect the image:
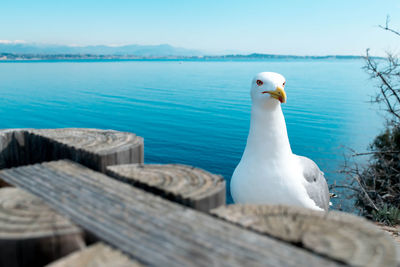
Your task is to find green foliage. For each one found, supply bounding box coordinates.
[372,126,400,153]
[354,126,400,225]
[372,204,400,226]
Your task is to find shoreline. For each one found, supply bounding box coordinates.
[0,53,381,62]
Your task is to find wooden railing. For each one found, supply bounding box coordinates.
[0,128,397,267]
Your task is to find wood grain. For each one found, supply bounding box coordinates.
[211,204,398,267]
[0,129,27,169]
[0,160,342,267]
[0,128,144,172]
[46,243,142,267]
[107,164,225,211]
[0,187,85,267]
[29,128,144,172]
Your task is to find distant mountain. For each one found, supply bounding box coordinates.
[0,43,203,57]
[0,42,372,61]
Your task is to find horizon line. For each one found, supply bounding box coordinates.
[0,40,379,58]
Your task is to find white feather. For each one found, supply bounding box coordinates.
[230,72,323,211]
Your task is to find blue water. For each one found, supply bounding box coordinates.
[0,59,383,204]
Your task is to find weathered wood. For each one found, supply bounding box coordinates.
[0,129,28,169]
[46,243,142,267]
[211,204,398,267]
[0,160,342,267]
[0,187,85,267]
[375,223,400,265]
[0,128,144,172]
[29,128,144,172]
[106,163,225,211]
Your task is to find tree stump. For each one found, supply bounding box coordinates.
[46,243,142,267]
[106,163,226,211]
[0,187,85,267]
[211,204,398,267]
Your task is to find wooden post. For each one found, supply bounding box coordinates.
[211,204,398,267]
[106,163,226,211]
[0,187,85,267]
[0,129,28,169]
[46,243,142,267]
[0,129,144,172]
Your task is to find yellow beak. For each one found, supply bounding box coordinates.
[262,86,287,103]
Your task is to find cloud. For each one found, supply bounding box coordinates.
[0,40,26,44]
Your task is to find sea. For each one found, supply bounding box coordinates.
[0,59,384,206]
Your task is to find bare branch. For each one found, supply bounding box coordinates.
[379,15,400,36]
[364,49,400,120]
[330,185,361,192]
[353,174,379,211]
[334,16,400,224]
[352,151,400,157]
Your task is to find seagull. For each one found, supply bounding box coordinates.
[230,72,329,211]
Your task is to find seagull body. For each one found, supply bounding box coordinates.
[230,72,329,211]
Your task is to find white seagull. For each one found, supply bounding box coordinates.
[230,72,329,211]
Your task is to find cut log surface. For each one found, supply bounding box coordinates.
[211,204,398,267]
[30,128,142,156]
[0,128,144,172]
[0,160,342,267]
[0,187,85,267]
[46,243,142,267]
[107,164,225,211]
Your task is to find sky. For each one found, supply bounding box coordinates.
[1,0,399,56]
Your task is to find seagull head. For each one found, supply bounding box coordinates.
[250,72,287,107]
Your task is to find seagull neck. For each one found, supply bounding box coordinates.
[244,103,293,159]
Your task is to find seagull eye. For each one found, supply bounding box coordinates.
[256,80,263,86]
[283,82,286,86]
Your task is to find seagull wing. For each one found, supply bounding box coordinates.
[295,155,330,211]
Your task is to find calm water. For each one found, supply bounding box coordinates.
[0,59,383,203]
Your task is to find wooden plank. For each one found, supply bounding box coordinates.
[106,164,225,211]
[211,204,398,267]
[0,187,85,267]
[0,160,342,267]
[0,129,144,172]
[46,243,142,267]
